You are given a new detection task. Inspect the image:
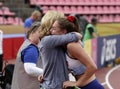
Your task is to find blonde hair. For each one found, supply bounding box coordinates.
[31,10,41,17]
[38,10,64,38]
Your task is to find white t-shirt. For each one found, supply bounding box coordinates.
[66,54,86,75]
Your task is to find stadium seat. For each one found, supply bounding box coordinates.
[42,6,49,13]
[58,0,66,5]
[7,17,15,25]
[14,17,23,25]
[90,6,96,14]
[109,6,115,14]
[91,0,98,5]
[0,17,4,24]
[44,0,52,5]
[52,0,59,5]
[63,6,71,14]
[29,0,37,5]
[77,6,84,14]
[65,0,72,4]
[70,6,78,14]
[115,0,120,5]
[0,9,3,15]
[96,6,103,14]
[83,6,89,14]
[37,0,44,5]
[107,15,113,22]
[56,6,63,12]
[114,14,120,22]
[2,7,15,16]
[103,6,109,14]
[97,0,104,5]
[0,17,8,24]
[71,0,79,5]
[0,2,2,6]
[49,6,56,10]
[115,6,120,13]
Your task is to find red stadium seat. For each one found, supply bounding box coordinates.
[56,6,63,12]
[107,15,113,22]
[2,7,15,16]
[114,14,120,22]
[115,6,120,13]
[49,6,56,10]
[58,0,66,4]
[0,9,3,15]
[109,6,114,14]
[103,6,109,14]
[90,6,96,14]
[63,6,71,14]
[77,6,84,14]
[7,17,15,24]
[96,6,102,14]
[42,6,49,13]
[83,6,89,14]
[70,6,78,14]
[14,17,23,25]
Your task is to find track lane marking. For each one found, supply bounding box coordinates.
[105,65,120,89]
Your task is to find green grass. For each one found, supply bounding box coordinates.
[96,23,120,37]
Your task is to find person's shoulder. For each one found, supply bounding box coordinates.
[24,18,32,22]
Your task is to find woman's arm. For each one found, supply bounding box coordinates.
[63,42,97,88]
[24,63,43,77]
[41,32,82,48]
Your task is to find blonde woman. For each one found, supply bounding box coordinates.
[38,10,82,89]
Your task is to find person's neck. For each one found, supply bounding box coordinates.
[28,38,37,46]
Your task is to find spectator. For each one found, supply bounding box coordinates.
[83,17,99,42]
[24,10,42,37]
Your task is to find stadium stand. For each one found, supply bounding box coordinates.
[0,2,24,25]
[28,0,120,23]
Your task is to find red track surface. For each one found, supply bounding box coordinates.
[3,60,120,89]
[96,65,120,89]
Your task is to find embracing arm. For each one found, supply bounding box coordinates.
[42,32,82,48]
[63,42,97,88]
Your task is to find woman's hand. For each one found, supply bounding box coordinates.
[38,74,44,83]
[63,81,77,89]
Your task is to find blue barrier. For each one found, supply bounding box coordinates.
[97,34,120,68]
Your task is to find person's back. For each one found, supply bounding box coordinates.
[83,17,98,41]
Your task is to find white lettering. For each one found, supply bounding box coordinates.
[101,38,117,66]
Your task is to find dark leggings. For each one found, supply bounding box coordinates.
[80,79,104,89]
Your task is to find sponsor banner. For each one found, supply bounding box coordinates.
[97,35,120,68]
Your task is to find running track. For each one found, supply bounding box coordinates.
[96,65,120,89]
[3,60,120,89]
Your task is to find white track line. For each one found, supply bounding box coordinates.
[105,65,120,89]
[101,82,106,86]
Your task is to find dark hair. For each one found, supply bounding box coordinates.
[26,22,41,39]
[91,17,97,24]
[56,17,80,33]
